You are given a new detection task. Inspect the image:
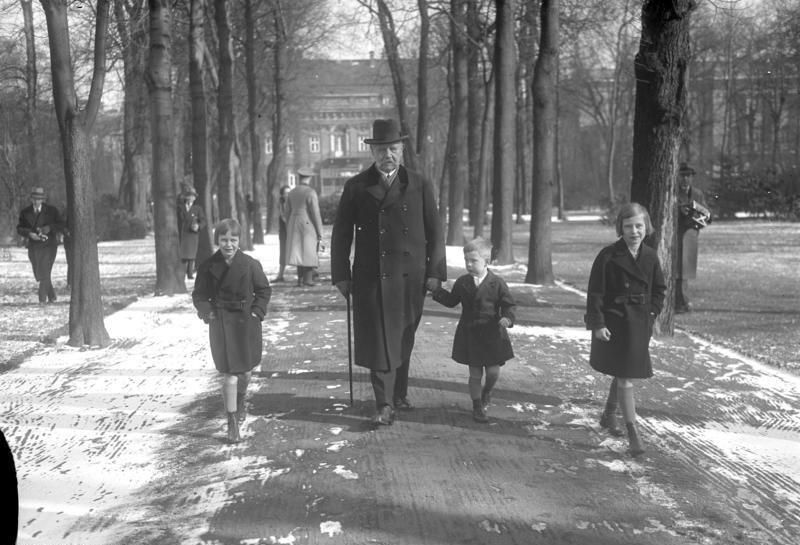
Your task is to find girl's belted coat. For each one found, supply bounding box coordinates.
[192,250,271,374]
[433,270,515,366]
[584,239,666,379]
[331,165,446,372]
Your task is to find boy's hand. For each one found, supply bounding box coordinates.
[425,277,441,292]
[498,317,511,328]
[594,327,611,341]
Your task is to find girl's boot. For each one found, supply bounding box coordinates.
[625,422,644,457]
[618,380,645,456]
[236,396,247,424]
[599,378,623,436]
[227,412,241,443]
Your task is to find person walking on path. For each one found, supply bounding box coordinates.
[177,185,206,280]
[585,202,666,456]
[432,237,515,423]
[676,162,711,313]
[274,185,291,282]
[192,219,271,443]
[16,186,64,304]
[286,168,323,287]
[331,118,446,427]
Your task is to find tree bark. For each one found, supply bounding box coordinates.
[40,0,110,347]
[265,1,287,235]
[491,0,516,264]
[21,0,38,183]
[148,0,184,296]
[115,0,149,224]
[466,0,484,229]
[189,0,214,264]
[416,0,431,179]
[526,0,557,284]
[447,0,468,245]
[214,0,236,220]
[630,0,696,335]
[244,0,264,245]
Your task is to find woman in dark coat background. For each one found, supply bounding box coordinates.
[585,202,666,456]
[193,219,271,443]
[177,186,206,279]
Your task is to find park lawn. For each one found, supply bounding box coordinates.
[520,218,800,372]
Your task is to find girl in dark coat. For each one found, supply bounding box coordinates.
[433,238,515,423]
[192,219,271,443]
[585,203,666,456]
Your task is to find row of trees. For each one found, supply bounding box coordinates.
[1,0,793,346]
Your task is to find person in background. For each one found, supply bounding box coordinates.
[192,219,271,443]
[274,185,291,282]
[177,185,206,280]
[286,167,323,287]
[432,237,515,423]
[16,186,64,304]
[331,118,446,427]
[676,162,711,313]
[585,202,666,456]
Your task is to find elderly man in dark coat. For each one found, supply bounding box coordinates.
[331,119,446,426]
[17,186,64,304]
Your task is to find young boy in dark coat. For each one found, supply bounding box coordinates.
[433,237,515,423]
[585,202,666,456]
[192,219,271,443]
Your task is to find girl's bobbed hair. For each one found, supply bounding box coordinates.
[615,202,653,236]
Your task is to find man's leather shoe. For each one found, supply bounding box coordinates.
[371,405,394,426]
[393,397,413,411]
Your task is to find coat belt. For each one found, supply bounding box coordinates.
[611,294,649,305]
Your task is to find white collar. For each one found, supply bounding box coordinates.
[472,269,488,286]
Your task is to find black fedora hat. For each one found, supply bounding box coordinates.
[679,162,695,175]
[363,119,407,145]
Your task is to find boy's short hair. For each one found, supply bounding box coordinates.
[214,218,241,244]
[463,237,492,260]
[615,202,653,236]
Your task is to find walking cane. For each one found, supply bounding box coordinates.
[346,294,354,406]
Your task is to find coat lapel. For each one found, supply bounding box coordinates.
[609,239,648,283]
[380,166,407,210]
[364,165,387,202]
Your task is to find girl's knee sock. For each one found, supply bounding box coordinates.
[238,372,250,395]
[222,375,238,413]
[483,365,500,394]
[617,381,637,424]
[468,376,482,401]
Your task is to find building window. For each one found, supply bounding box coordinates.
[358,136,369,152]
[265,137,273,155]
[288,172,296,187]
[287,138,294,154]
[309,136,320,153]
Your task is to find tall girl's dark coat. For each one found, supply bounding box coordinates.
[192,250,271,374]
[433,270,515,367]
[584,239,666,379]
[177,203,206,260]
[331,165,446,372]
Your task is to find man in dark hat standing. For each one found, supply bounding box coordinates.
[676,162,711,313]
[331,119,446,426]
[17,187,64,304]
[177,185,206,279]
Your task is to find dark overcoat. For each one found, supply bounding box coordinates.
[177,203,206,260]
[677,186,709,280]
[584,239,666,379]
[433,270,515,367]
[16,203,63,280]
[331,164,446,372]
[192,250,271,374]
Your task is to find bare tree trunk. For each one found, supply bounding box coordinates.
[215,0,236,220]
[115,0,149,223]
[245,0,264,244]
[265,1,287,235]
[189,0,213,264]
[466,0,482,228]
[148,0,184,296]
[474,67,494,239]
[491,0,515,264]
[40,0,110,347]
[21,0,38,182]
[630,0,696,335]
[526,0,557,284]
[416,0,431,178]
[447,0,468,245]
[373,0,418,171]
